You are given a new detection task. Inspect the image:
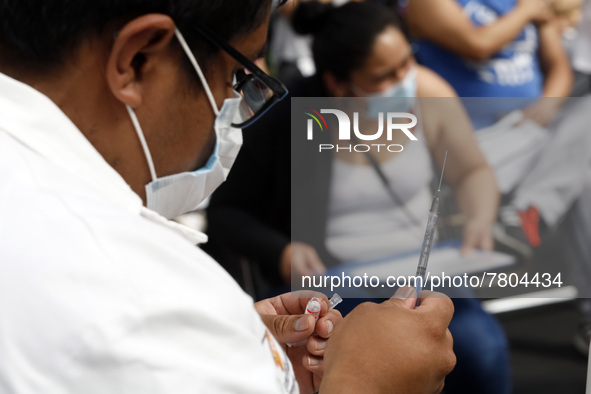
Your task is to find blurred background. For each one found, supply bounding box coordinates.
[183,0,591,391]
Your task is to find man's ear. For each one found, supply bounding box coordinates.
[106,14,176,108]
[322,71,348,97]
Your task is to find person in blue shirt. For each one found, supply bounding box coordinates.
[407,0,591,358]
[406,0,587,254]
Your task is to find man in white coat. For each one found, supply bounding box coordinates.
[0,1,456,393]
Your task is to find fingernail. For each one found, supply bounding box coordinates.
[393,286,414,300]
[315,339,327,351]
[295,316,310,332]
[326,320,334,335]
[308,356,321,366]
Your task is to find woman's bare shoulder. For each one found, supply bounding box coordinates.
[416,65,457,98]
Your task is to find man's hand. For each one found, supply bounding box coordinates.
[280,242,327,284]
[320,288,456,394]
[255,291,343,394]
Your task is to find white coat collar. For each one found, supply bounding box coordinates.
[0,72,207,245]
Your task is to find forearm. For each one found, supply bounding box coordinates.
[453,165,499,225]
[542,56,572,98]
[540,21,573,97]
[540,70,571,117]
[541,58,572,98]
[467,5,534,60]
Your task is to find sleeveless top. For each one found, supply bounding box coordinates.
[325,127,434,263]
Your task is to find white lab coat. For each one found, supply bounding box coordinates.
[0,72,298,394]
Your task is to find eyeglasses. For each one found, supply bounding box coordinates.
[192,24,288,129]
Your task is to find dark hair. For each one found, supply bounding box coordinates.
[0,0,286,74]
[292,1,402,81]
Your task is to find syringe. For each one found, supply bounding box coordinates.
[414,151,448,305]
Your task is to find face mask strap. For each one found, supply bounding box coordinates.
[126,105,158,182]
[174,28,220,116]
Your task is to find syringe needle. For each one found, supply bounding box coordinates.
[437,151,448,191]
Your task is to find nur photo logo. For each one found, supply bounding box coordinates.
[304,107,418,153]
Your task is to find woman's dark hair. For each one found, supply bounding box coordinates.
[292,1,402,81]
[0,0,286,74]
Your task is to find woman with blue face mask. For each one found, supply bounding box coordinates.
[289,6,510,394]
[207,1,506,393]
[284,3,502,263]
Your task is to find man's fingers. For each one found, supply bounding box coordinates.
[316,309,342,339]
[443,329,457,375]
[303,355,324,376]
[390,286,417,309]
[446,328,454,349]
[273,291,327,316]
[307,336,327,357]
[416,292,455,326]
[261,314,315,344]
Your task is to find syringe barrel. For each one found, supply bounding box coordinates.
[415,211,438,278]
[430,191,441,213]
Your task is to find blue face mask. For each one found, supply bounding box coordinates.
[354,67,418,119]
[126,29,244,219]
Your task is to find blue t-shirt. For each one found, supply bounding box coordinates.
[414,0,543,128]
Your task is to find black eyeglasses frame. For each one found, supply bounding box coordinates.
[191,24,289,129]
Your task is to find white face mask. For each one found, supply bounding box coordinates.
[126,28,244,219]
[353,66,418,119]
